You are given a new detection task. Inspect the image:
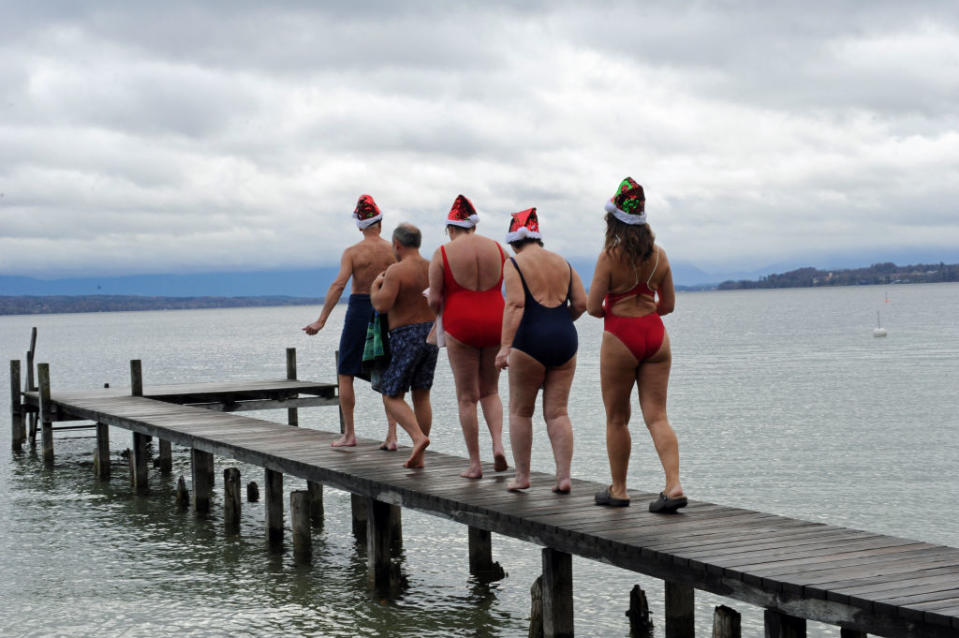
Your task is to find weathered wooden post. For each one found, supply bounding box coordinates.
[367,498,401,593]
[191,449,214,514]
[175,475,189,507]
[157,439,172,474]
[94,422,111,479]
[529,576,544,638]
[839,629,866,638]
[627,584,654,637]
[307,480,324,528]
[541,548,573,638]
[352,493,368,543]
[223,468,241,534]
[26,328,38,443]
[265,468,283,547]
[468,527,505,581]
[37,362,53,465]
[286,347,298,427]
[130,359,143,396]
[10,360,25,451]
[291,490,312,562]
[712,605,740,638]
[764,609,806,638]
[129,361,149,492]
[247,481,259,502]
[665,581,695,638]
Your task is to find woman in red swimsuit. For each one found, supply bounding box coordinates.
[587,178,687,513]
[428,195,509,478]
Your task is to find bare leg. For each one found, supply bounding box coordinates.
[506,349,545,491]
[446,337,483,478]
[412,387,432,438]
[478,345,507,471]
[333,374,358,447]
[384,393,430,468]
[543,355,576,493]
[600,332,638,500]
[637,333,683,498]
[380,395,398,450]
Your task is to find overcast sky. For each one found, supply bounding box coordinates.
[2,1,958,278]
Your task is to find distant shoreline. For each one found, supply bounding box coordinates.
[0,295,326,316]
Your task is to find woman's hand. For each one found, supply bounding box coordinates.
[495,347,511,370]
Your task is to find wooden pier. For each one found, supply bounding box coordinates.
[9,354,959,638]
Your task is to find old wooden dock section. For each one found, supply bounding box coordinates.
[8,350,959,638]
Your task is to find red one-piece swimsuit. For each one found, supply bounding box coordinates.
[441,244,506,348]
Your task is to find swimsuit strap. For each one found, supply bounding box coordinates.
[566,262,573,302]
[645,246,660,288]
[509,257,533,299]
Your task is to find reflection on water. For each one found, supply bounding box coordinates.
[2,283,958,636]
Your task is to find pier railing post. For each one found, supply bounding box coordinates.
[291,490,311,562]
[665,581,695,638]
[468,527,505,581]
[224,468,241,534]
[764,609,806,638]
[130,359,143,397]
[37,362,53,465]
[94,422,111,479]
[265,468,284,547]
[286,347,298,426]
[191,449,214,515]
[10,360,25,451]
[541,547,573,638]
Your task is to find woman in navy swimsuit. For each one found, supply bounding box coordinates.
[495,209,587,493]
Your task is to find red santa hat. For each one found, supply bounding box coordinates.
[505,208,542,243]
[353,194,383,229]
[446,194,479,228]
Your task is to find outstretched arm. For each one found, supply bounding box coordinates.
[303,250,352,334]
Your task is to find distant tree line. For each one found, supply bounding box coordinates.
[0,295,325,316]
[718,262,959,290]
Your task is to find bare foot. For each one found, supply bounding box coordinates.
[553,478,572,494]
[378,438,398,451]
[507,477,530,492]
[460,464,483,479]
[331,434,357,448]
[492,452,508,472]
[403,436,430,468]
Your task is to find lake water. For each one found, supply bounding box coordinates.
[1,283,957,637]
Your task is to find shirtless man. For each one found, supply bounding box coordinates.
[303,194,398,449]
[370,223,438,469]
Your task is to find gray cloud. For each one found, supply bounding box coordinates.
[1,1,957,278]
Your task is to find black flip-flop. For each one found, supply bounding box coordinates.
[648,492,687,513]
[594,488,630,507]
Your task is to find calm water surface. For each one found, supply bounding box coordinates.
[1,283,957,637]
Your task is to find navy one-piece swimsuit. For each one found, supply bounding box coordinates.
[510,257,578,367]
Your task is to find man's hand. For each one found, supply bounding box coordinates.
[371,271,387,293]
[303,319,325,335]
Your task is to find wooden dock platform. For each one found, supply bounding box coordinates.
[9,359,959,638]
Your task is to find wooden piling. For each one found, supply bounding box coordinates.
[541,547,573,638]
[223,467,241,534]
[191,449,214,514]
[291,490,311,562]
[367,498,401,593]
[157,439,172,474]
[94,422,111,479]
[175,475,189,507]
[132,432,149,493]
[247,481,259,502]
[468,526,505,581]
[529,576,544,638]
[265,468,283,546]
[627,584,654,637]
[713,605,741,638]
[764,609,806,638]
[130,359,143,397]
[665,581,695,638]
[10,360,24,451]
[286,348,298,426]
[37,362,53,465]
[839,629,867,638]
[26,329,38,443]
[351,493,367,542]
[307,480,323,528]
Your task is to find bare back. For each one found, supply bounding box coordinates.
[511,245,573,307]
[606,245,672,317]
[385,256,435,330]
[348,237,396,293]
[443,234,504,291]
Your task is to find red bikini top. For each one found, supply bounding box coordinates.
[603,248,659,308]
[441,243,506,294]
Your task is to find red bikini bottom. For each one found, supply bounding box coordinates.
[604,313,665,362]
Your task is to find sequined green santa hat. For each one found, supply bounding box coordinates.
[446,194,479,228]
[353,194,383,229]
[505,208,542,243]
[604,177,647,225]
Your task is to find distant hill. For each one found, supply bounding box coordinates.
[718,262,959,289]
[0,295,325,316]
